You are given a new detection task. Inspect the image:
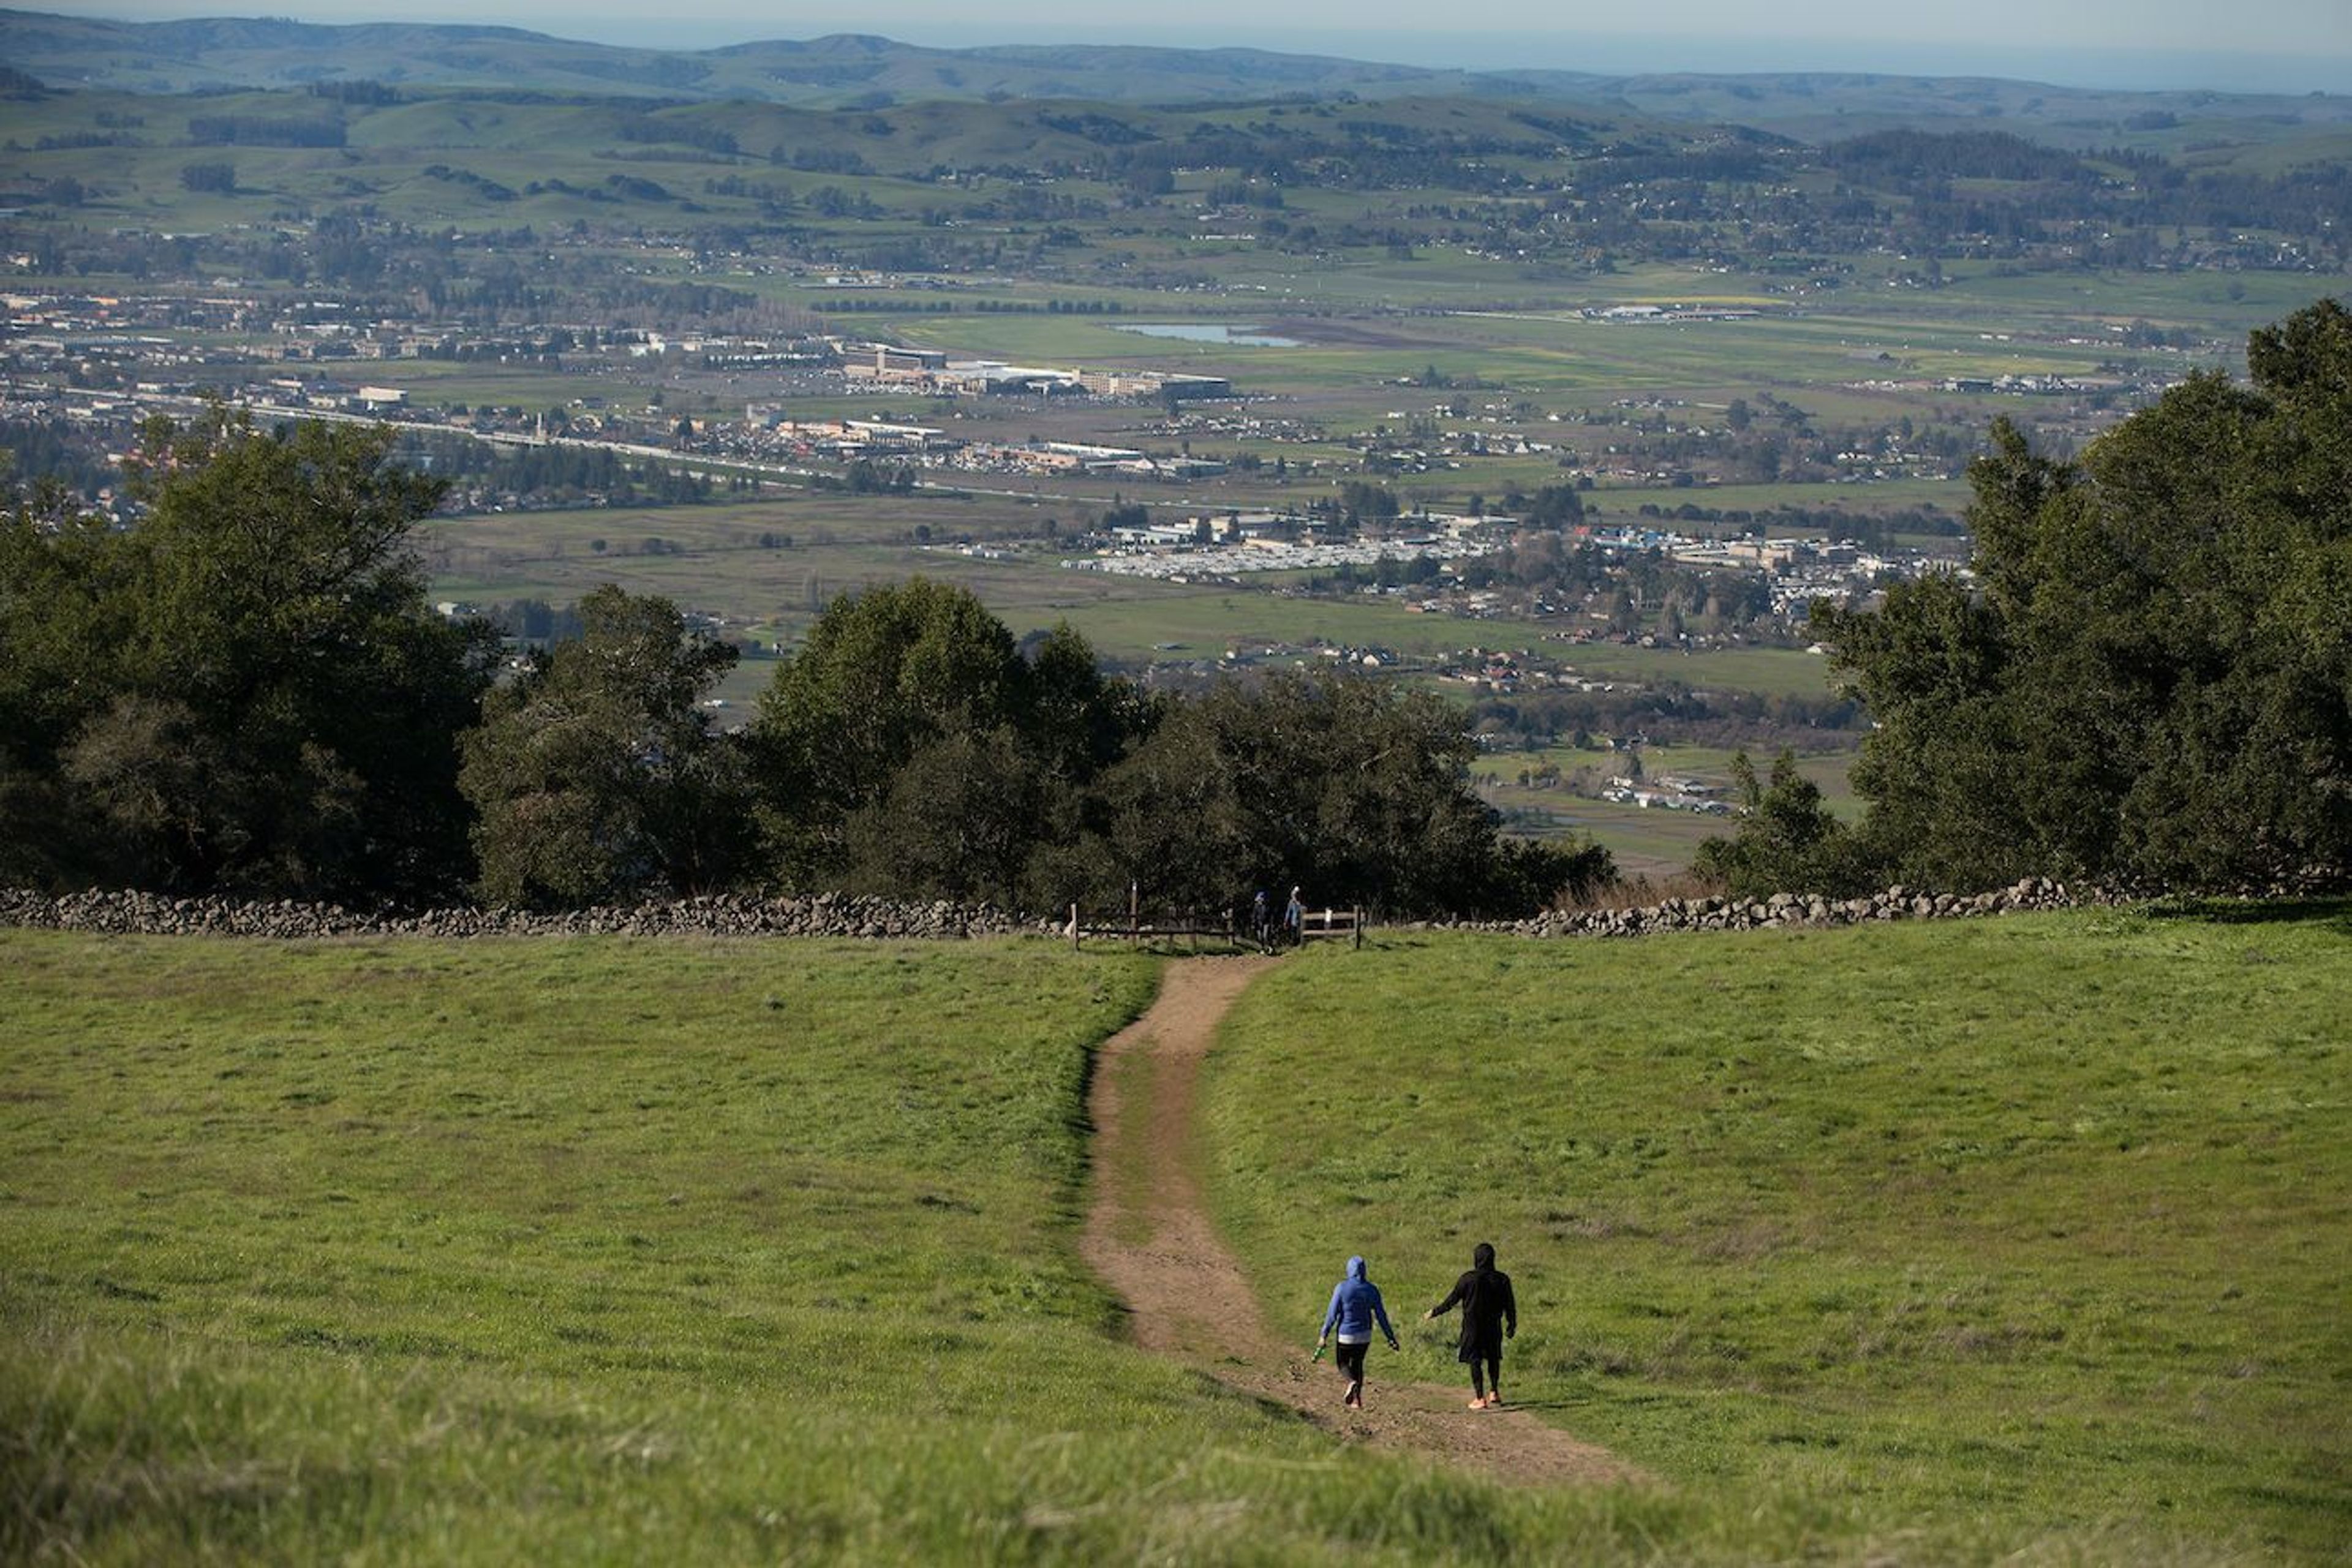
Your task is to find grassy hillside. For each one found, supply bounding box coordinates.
[1,934,1305,1563]
[6,10,2349,150]
[5,911,2346,1561]
[0,932,1700,1566]
[1207,904,2352,1561]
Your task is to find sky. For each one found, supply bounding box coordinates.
[50,0,2352,94]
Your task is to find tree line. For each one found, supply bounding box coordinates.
[1698,300,2352,899]
[397,431,715,510]
[1,413,1604,918]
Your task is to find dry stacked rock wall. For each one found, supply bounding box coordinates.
[1504,877,2104,937]
[0,889,1046,941]
[0,880,2104,943]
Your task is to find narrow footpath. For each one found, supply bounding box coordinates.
[1079,957,1638,1487]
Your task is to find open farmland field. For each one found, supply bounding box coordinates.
[1491,793,1738,878]
[809,292,2206,411]
[1207,904,2352,1561]
[1477,739,1860,878]
[1523,643,1836,701]
[1477,739,1859,805]
[1597,479,1969,524]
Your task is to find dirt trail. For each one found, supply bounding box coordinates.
[1080,957,1638,1487]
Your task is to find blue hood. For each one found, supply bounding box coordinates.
[1323,1254,1395,1341]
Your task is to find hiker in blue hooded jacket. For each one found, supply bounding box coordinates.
[1316,1255,1401,1409]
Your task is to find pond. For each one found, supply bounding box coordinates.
[1114,323,1302,347]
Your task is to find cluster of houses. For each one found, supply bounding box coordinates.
[1076,510,1492,579]
[1599,774,1735,815]
[1937,372,2100,396]
[1579,304,1766,325]
[1067,507,1907,617]
[734,413,1230,480]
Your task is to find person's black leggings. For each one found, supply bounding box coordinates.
[1469,1348,1501,1398]
[1336,1341,1368,1384]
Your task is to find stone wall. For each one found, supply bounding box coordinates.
[0,888,1046,941]
[0,878,2109,944]
[1497,876,2104,938]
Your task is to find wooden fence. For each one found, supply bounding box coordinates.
[1067,894,1362,951]
[1295,905,1362,946]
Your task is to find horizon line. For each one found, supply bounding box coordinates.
[10,7,2350,96]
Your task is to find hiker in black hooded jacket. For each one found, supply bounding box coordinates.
[1424,1241,1517,1408]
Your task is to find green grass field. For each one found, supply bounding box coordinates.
[5,908,2348,1562]
[1490,794,1731,878]
[0,932,1705,1565]
[1597,478,1970,521]
[1206,905,2352,1561]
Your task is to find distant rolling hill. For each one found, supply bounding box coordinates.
[4,7,2349,151]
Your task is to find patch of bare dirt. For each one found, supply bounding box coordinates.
[1080,957,1640,1488]
[1263,313,1458,351]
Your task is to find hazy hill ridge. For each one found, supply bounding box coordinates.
[5,7,2347,145]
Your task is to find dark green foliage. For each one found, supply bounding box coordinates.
[1490,834,1618,914]
[177,159,236,192]
[749,581,1578,917]
[459,586,751,909]
[748,578,1142,905]
[839,722,1047,905]
[1693,750,1870,898]
[1091,667,1600,918]
[0,412,496,900]
[1814,301,2352,892]
[752,575,1021,887]
[307,78,400,105]
[186,113,345,147]
[1,447,1618,915]
[396,431,714,508]
[1814,571,2039,889]
[843,458,916,495]
[1820,128,2087,184]
[1333,479,1399,521]
[1515,482,1586,527]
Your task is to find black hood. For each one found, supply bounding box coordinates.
[1473,1242,1495,1270]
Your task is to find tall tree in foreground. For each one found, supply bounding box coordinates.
[1093,666,1610,917]
[459,586,752,908]
[0,413,496,899]
[748,578,1144,904]
[1812,300,2352,892]
[747,581,1593,915]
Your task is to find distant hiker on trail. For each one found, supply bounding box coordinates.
[1251,888,1272,951]
[1425,1241,1517,1409]
[1283,886,1305,948]
[1316,1255,1400,1410]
